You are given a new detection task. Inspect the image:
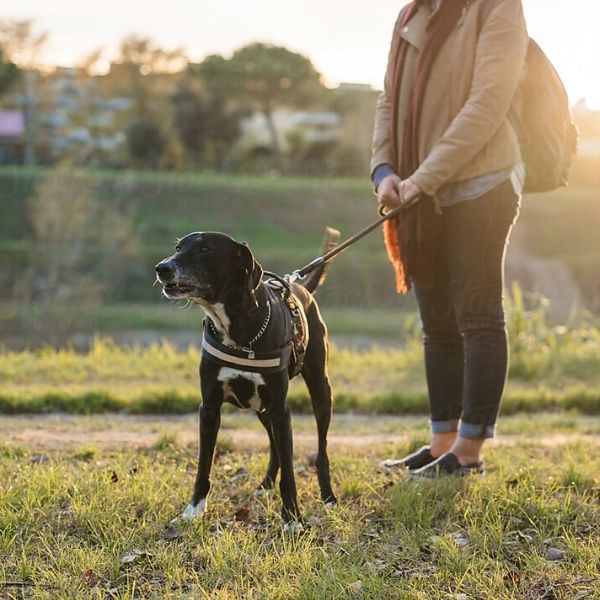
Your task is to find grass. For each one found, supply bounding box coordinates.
[2,165,599,597]
[0,303,417,339]
[2,292,600,416]
[0,414,598,599]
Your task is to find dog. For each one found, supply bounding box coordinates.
[155,231,338,529]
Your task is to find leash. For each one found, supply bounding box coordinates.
[287,197,418,283]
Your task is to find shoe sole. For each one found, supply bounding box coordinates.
[409,468,486,480]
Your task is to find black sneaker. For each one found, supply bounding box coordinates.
[379,446,436,472]
[409,452,484,479]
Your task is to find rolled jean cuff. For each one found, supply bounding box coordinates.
[459,421,496,440]
[431,419,459,434]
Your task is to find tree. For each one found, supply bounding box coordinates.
[127,117,165,169]
[78,48,104,75]
[112,36,187,117]
[190,55,248,171]
[118,36,186,75]
[171,82,208,167]
[14,169,139,343]
[106,36,188,168]
[210,43,325,171]
[0,47,19,96]
[0,20,47,68]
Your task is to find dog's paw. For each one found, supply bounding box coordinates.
[172,500,207,523]
[283,520,304,535]
[324,499,338,510]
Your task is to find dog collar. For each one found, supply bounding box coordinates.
[201,323,293,373]
[207,302,271,349]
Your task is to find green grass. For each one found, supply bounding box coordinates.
[0,303,417,339]
[0,414,598,599]
[2,292,600,416]
[1,295,600,416]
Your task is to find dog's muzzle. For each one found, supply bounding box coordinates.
[155,259,211,300]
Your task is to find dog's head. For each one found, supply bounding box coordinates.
[155,232,263,306]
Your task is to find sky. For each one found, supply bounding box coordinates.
[4,0,600,108]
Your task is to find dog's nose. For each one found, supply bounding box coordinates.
[155,260,174,280]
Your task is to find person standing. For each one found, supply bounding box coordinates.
[371,0,528,476]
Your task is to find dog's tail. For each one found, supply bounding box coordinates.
[301,227,341,294]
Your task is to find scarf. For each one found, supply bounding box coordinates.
[383,0,469,293]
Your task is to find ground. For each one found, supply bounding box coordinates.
[2,413,599,599]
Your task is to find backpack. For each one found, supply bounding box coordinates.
[480,0,579,193]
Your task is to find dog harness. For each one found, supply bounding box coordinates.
[201,276,308,378]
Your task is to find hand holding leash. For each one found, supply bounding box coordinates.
[377,176,422,216]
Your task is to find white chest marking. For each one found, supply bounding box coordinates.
[197,301,236,346]
[217,367,265,411]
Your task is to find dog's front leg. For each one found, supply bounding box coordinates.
[194,402,221,510]
[179,398,222,521]
[178,363,225,521]
[268,403,302,529]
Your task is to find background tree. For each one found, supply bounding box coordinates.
[78,48,104,75]
[226,43,325,171]
[14,169,139,343]
[103,36,188,168]
[0,47,19,96]
[127,117,165,169]
[190,55,248,171]
[171,82,208,167]
[118,36,186,75]
[0,20,47,68]
[113,36,186,117]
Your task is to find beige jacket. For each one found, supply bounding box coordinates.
[371,0,528,196]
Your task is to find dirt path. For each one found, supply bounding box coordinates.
[1,414,599,452]
[1,414,413,452]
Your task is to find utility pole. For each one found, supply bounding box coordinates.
[24,69,36,166]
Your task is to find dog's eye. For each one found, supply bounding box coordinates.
[175,245,181,253]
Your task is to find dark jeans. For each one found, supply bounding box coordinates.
[412,179,520,440]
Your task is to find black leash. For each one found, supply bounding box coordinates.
[289,198,417,282]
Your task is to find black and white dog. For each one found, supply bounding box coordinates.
[155,232,337,529]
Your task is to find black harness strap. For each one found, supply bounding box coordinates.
[201,278,308,377]
[264,275,308,378]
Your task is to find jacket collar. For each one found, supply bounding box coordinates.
[400,3,431,51]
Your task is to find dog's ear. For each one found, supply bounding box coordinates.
[236,242,263,305]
